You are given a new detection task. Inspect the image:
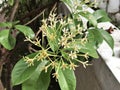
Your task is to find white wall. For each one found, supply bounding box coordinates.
[95,0,120,24]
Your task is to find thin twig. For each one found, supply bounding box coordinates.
[35,29,42,38]
[24,9,45,25]
[9,0,19,22]
[106,0,109,13]
[20,1,59,22]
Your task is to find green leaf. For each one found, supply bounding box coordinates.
[87,29,96,46]
[9,32,16,48]
[57,68,76,90]
[80,42,99,58]
[68,40,99,58]
[8,0,14,6]
[11,53,39,86]
[22,60,51,90]
[98,29,114,49]
[61,50,69,59]
[36,67,51,90]
[73,18,83,27]
[0,22,12,28]
[88,29,104,47]
[79,11,97,27]
[60,0,73,9]
[47,27,61,51]
[93,10,111,22]
[0,29,16,50]
[15,25,35,39]
[68,18,81,34]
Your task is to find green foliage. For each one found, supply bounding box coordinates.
[10,0,114,90]
[8,0,14,6]
[93,10,111,22]
[79,11,97,27]
[80,41,99,58]
[98,29,114,49]
[15,25,35,39]
[11,53,39,85]
[60,0,73,9]
[88,29,104,47]
[0,22,12,28]
[46,26,61,51]
[57,68,76,90]
[22,60,51,90]
[0,22,35,50]
[0,29,16,50]
[67,39,99,58]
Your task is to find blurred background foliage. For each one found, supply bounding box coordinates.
[0,0,115,90]
[0,0,61,90]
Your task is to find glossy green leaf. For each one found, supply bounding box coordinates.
[87,29,96,46]
[15,25,35,39]
[79,11,97,27]
[9,32,16,48]
[68,41,99,58]
[36,67,51,90]
[57,68,76,90]
[93,10,111,22]
[80,42,99,58]
[22,60,51,90]
[98,29,114,49]
[47,27,61,51]
[88,29,104,47]
[11,53,39,86]
[0,22,12,28]
[61,50,69,59]
[0,29,16,50]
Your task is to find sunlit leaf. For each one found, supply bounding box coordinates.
[15,25,35,39]
[88,29,104,47]
[57,68,76,90]
[36,67,51,90]
[68,40,99,58]
[47,27,61,51]
[0,22,12,28]
[80,42,99,58]
[11,53,39,86]
[98,29,114,49]
[22,60,51,90]
[93,10,111,22]
[79,11,97,27]
[0,29,16,50]
[61,50,69,59]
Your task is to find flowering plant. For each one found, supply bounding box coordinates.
[11,0,114,90]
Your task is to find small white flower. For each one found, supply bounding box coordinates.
[69,51,77,59]
[59,36,68,47]
[62,28,68,34]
